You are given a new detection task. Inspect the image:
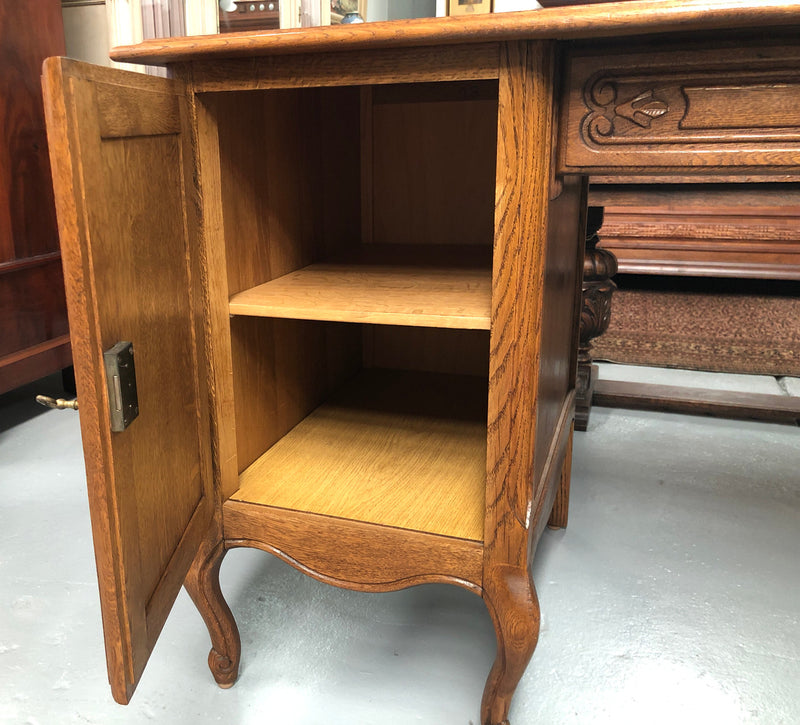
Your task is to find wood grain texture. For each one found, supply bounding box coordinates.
[485,40,555,565]
[533,176,586,489]
[0,335,72,396]
[230,317,362,474]
[233,369,487,541]
[593,379,800,425]
[183,529,241,689]
[591,183,800,279]
[228,263,492,329]
[547,425,573,530]
[206,86,363,477]
[562,40,800,172]
[0,258,69,359]
[362,325,490,378]
[110,1,800,65]
[481,40,564,725]
[184,83,241,503]
[0,0,69,390]
[481,565,540,725]
[189,44,500,91]
[223,500,485,591]
[0,0,64,261]
[42,58,214,704]
[368,80,498,248]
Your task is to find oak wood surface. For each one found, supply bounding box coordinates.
[547,424,573,529]
[0,0,69,392]
[229,263,492,329]
[110,0,800,65]
[184,83,242,505]
[533,176,586,488]
[188,44,501,92]
[44,11,800,723]
[362,326,490,378]
[481,40,566,725]
[367,80,498,248]
[183,530,241,688]
[223,500,485,591]
[204,86,364,479]
[232,368,487,541]
[42,58,214,704]
[561,39,800,173]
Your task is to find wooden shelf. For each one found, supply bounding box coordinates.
[232,369,487,541]
[228,263,492,330]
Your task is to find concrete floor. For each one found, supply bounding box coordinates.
[1,365,798,724]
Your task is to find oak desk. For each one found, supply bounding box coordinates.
[42,2,800,723]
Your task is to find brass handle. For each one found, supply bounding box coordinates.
[36,395,79,411]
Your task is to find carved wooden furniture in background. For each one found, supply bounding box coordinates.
[575,206,616,431]
[582,182,800,422]
[42,2,800,723]
[565,32,800,424]
[0,0,69,394]
[592,182,800,279]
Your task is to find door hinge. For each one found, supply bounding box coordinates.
[104,341,139,432]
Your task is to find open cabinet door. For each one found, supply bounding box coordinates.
[42,58,214,704]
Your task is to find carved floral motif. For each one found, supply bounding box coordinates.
[584,78,670,142]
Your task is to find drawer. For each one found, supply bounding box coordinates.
[559,40,800,174]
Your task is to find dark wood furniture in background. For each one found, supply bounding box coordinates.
[0,0,70,395]
[575,180,800,427]
[220,1,280,32]
[41,2,800,723]
[592,182,800,280]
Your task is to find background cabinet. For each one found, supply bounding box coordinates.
[0,0,70,394]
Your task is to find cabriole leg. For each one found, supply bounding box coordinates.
[480,565,541,725]
[183,538,241,688]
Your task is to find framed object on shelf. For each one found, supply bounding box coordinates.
[448,0,492,15]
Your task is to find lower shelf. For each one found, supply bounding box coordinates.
[231,368,488,542]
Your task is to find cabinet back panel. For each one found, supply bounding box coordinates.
[367,80,498,248]
[363,325,490,378]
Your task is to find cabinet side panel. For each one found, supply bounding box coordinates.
[231,317,361,473]
[533,176,586,491]
[209,86,363,473]
[485,41,558,568]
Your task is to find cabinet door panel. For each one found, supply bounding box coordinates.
[42,58,213,704]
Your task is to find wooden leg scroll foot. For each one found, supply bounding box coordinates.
[480,566,540,725]
[184,539,241,689]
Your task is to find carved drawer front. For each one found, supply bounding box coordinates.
[560,43,800,174]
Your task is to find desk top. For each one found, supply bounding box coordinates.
[111,0,800,66]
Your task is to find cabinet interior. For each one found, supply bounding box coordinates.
[205,79,499,541]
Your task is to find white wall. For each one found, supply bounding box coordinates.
[368,0,436,22]
[493,0,541,11]
[435,0,541,16]
[62,1,112,66]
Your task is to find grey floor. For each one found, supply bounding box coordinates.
[1,364,798,725]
